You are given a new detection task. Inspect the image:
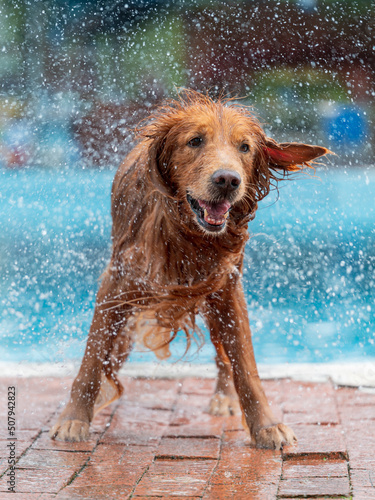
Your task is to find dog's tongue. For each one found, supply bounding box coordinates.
[198,200,231,220]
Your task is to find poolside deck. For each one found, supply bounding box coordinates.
[1,375,374,499]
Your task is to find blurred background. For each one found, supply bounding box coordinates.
[0,0,374,167]
[1,0,374,367]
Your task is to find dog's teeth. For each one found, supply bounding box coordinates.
[208,217,224,225]
[223,211,229,220]
[202,209,226,226]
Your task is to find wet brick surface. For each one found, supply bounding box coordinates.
[0,376,374,498]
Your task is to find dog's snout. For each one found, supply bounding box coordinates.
[211,169,241,192]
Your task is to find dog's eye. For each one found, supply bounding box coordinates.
[239,143,250,153]
[188,137,203,148]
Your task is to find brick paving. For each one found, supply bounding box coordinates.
[0,375,374,499]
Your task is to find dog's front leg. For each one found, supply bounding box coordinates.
[208,340,239,417]
[50,288,123,442]
[205,278,296,450]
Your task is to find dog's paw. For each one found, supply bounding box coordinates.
[49,419,90,442]
[253,423,297,450]
[208,393,239,417]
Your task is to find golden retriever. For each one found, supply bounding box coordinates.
[50,90,328,449]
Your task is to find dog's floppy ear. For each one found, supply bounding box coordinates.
[263,137,329,173]
[147,136,177,199]
[139,118,178,199]
[250,134,331,204]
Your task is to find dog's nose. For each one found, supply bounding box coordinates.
[211,169,241,192]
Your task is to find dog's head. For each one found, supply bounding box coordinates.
[140,91,329,235]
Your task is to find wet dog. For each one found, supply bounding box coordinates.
[50,91,328,449]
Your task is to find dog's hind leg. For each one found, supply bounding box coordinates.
[208,340,240,416]
[50,278,132,442]
[93,327,133,416]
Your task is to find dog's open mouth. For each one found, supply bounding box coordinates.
[187,194,231,232]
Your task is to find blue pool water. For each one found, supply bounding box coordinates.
[1,166,374,365]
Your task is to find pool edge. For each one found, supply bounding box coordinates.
[2,360,375,388]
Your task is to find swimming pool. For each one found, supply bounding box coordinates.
[1,166,374,365]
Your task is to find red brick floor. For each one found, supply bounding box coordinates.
[0,375,374,499]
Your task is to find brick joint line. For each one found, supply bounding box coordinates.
[200,428,225,499]
[282,451,349,461]
[154,454,218,461]
[58,398,122,492]
[127,383,184,498]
